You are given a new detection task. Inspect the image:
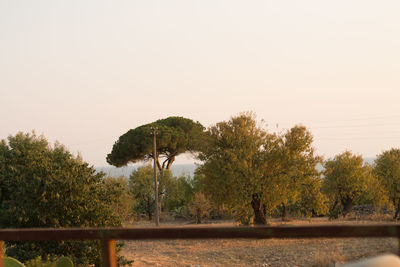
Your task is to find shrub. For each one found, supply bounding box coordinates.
[0,132,123,265]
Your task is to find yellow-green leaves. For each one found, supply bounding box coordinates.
[322,151,387,218]
[374,148,400,218]
[198,113,322,224]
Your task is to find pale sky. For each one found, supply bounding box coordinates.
[1,0,399,166]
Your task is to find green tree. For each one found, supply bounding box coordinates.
[293,176,328,218]
[277,126,324,220]
[129,165,156,220]
[107,117,205,170]
[128,165,172,220]
[0,132,122,265]
[163,174,194,212]
[374,148,400,219]
[322,151,386,218]
[188,192,211,224]
[103,176,135,222]
[198,113,270,224]
[198,113,322,224]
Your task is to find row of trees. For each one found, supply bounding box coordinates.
[108,114,400,225]
[197,113,400,224]
[1,114,399,263]
[111,146,399,226]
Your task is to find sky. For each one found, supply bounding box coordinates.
[1,0,399,166]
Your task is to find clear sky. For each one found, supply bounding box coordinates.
[1,0,399,166]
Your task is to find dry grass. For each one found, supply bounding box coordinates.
[312,241,344,267]
[120,218,399,267]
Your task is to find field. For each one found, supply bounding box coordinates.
[120,218,399,267]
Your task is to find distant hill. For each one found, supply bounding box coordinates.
[316,157,375,172]
[96,158,375,178]
[364,157,375,165]
[95,164,197,178]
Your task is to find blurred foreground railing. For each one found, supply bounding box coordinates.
[0,224,399,267]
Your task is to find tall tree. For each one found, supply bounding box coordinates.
[198,113,321,224]
[107,116,205,170]
[277,126,323,220]
[198,112,270,224]
[374,148,400,219]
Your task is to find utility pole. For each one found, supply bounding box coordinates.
[151,127,159,226]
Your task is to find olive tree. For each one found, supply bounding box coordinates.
[374,148,400,219]
[198,113,322,224]
[322,151,387,218]
[277,126,324,220]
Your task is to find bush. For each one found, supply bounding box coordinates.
[0,132,123,265]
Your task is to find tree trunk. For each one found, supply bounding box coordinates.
[281,202,288,221]
[158,193,163,219]
[342,198,353,217]
[156,158,162,171]
[196,208,202,224]
[394,199,400,220]
[166,156,175,170]
[147,198,152,220]
[329,200,339,218]
[251,195,267,225]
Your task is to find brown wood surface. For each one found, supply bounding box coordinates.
[0,241,3,267]
[0,225,399,266]
[0,225,398,241]
[101,239,117,267]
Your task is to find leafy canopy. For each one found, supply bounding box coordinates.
[198,112,322,224]
[0,132,122,265]
[322,151,386,218]
[128,165,173,220]
[374,148,400,218]
[107,117,205,170]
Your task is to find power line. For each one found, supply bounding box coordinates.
[273,115,400,126]
[317,136,400,141]
[310,122,400,129]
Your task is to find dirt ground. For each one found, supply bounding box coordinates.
[120,218,399,267]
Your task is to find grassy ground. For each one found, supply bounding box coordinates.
[120,217,399,267]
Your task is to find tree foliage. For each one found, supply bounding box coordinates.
[188,192,211,224]
[129,165,157,220]
[198,113,323,224]
[322,151,387,218]
[0,132,122,265]
[374,148,400,219]
[198,113,269,224]
[103,176,135,222]
[163,174,194,213]
[128,165,173,220]
[107,117,205,170]
[276,126,325,220]
[293,175,328,218]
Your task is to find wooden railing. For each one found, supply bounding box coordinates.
[0,224,399,267]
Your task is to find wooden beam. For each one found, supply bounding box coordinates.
[101,239,117,267]
[0,225,398,241]
[0,241,3,267]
